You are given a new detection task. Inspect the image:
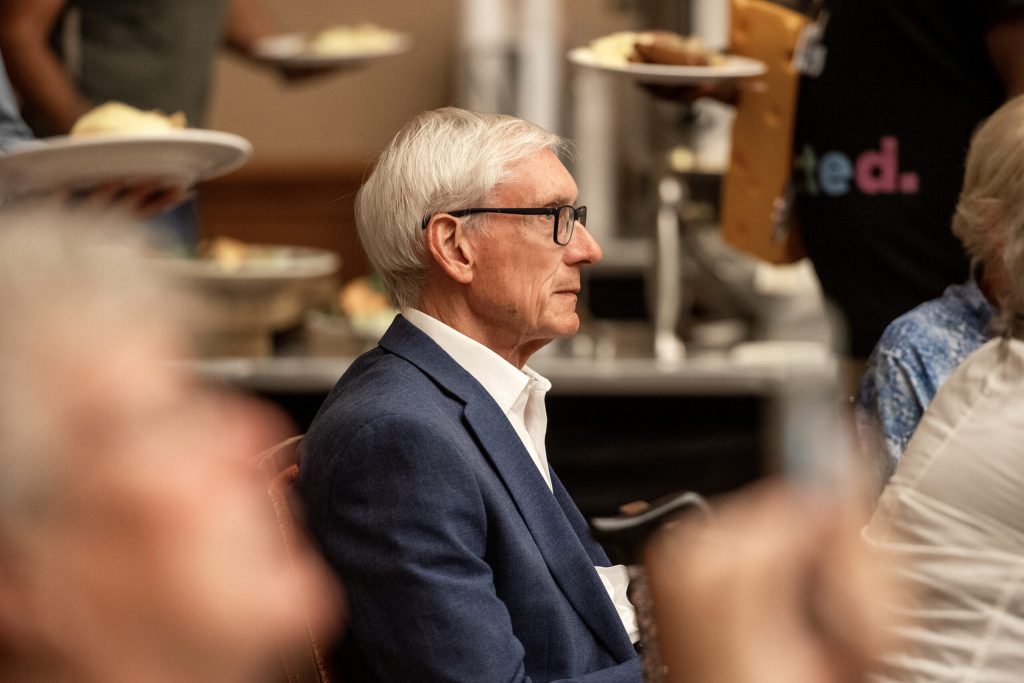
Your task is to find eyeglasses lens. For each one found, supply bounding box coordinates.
[557,206,574,244]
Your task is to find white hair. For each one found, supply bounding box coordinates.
[0,204,181,528]
[952,94,1024,336]
[355,107,567,309]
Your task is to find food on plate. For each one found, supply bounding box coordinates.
[308,23,404,55]
[337,274,397,338]
[585,31,643,66]
[196,237,308,274]
[633,32,723,66]
[70,101,187,136]
[198,236,251,272]
[586,30,724,68]
[188,238,340,286]
[338,274,392,318]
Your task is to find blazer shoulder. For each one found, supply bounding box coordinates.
[324,347,461,420]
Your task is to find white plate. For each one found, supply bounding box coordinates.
[0,129,252,197]
[568,47,766,85]
[252,32,410,69]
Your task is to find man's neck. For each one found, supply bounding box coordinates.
[414,301,544,369]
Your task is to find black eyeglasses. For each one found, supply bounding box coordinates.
[420,205,587,246]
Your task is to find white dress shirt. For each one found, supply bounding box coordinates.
[402,308,639,643]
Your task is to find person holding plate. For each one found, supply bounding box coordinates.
[0,49,31,152]
[0,0,292,135]
[793,0,1024,362]
[1,52,187,217]
[0,0,298,243]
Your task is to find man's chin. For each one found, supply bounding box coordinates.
[552,314,581,338]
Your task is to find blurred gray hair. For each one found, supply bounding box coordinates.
[0,204,182,529]
[952,94,1024,336]
[355,107,567,309]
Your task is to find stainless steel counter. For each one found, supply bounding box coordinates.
[190,342,842,516]
[190,342,836,397]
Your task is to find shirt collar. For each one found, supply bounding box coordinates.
[402,308,549,413]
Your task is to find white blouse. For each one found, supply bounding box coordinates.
[865,337,1024,682]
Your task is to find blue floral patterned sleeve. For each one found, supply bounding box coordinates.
[854,280,993,488]
[856,344,933,483]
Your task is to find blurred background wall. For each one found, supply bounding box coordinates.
[207,0,630,164]
[209,0,459,167]
[198,0,633,283]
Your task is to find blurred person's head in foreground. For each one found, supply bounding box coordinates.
[953,93,1024,330]
[0,205,339,682]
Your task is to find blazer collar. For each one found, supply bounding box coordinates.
[378,314,486,403]
[379,315,635,661]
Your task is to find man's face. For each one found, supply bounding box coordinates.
[465,148,603,362]
[17,327,337,681]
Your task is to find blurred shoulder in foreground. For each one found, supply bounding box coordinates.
[0,203,340,683]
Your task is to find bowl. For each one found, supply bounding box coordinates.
[154,245,340,357]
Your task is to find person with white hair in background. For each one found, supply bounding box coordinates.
[863,97,1024,680]
[0,206,339,683]
[296,107,643,682]
[854,95,1024,490]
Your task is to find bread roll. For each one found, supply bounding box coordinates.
[70,102,187,137]
[633,32,722,67]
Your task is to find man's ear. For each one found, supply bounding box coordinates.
[425,214,475,284]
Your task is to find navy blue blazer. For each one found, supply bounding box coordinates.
[296,315,642,682]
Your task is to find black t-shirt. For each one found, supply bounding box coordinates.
[793,0,1024,357]
[53,0,228,129]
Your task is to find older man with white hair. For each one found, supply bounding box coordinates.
[296,107,642,682]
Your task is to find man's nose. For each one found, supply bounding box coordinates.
[566,224,603,265]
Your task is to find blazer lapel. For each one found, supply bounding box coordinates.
[462,403,635,661]
[380,316,634,661]
[551,471,611,566]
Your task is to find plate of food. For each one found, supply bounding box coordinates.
[153,237,341,357]
[252,23,410,68]
[0,102,252,198]
[162,237,341,281]
[568,30,766,85]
